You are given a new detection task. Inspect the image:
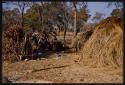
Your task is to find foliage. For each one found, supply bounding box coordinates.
[111,8,123,18]
[2,8,21,28]
[107,2,123,9]
[92,12,105,23]
[24,3,41,30]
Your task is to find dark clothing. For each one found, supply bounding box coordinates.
[17,28,24,42]
[24,40,32,55]
[33,36,39,47]
[52,41,63,52]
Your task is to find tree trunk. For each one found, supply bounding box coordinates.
[38,6,43,31]
[63,11,68,46]
[64,24,67,46]
[73,2,77,36]
[40,2,44,31]
[21,12,24,28]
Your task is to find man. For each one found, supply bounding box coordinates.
[24,34,32,59]
[71,35,80,53]
[17,27,25,44]
[31,32,39,48]
[37,37,46,52]
[52,37,58,51]
[31,32,41,55]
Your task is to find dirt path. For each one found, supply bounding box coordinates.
[3,53,123,83]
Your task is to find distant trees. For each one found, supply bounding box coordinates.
[3,1,91,44]
[111,8,123,18]
[71,2,90,36]
[107,2,123,9]
[77,3,91,33]
[107,2,123,18]
[2,8,21,29]
[13,2,31,28]
[92,12,105,23]
[60,2,71,44]
[24,3,41,31]
[24,2,90,39]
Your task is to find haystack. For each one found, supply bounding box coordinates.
[78,29,94,48]
[80,16,123,68]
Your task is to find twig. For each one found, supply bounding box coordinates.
[32,64,70,73]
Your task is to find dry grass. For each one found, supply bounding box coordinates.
[80,16,123,68]
[58,32,83,36]
[3,53,123,83]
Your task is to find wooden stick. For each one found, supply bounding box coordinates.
[32,64,70,73]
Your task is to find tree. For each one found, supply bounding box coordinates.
[2,8,21,30]
[31,2,44,31]
[13,2,31,28]
[72,2,77,36]
[107,2,123,9]
[111,9,120,17]
[61,2,71,45]
[111,8,123,18]
[92,12,105,23]
[70,2,90,36]
[107,2,123,19]
[3,2,91,44]
[24,3,41,31]
[77,4,91,32]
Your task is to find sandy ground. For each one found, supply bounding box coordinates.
[3,52,123,83]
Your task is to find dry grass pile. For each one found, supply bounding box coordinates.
[80,16,123,68]
[78,30,94,48]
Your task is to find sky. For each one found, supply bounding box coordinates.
[2,2,118,23]
[87,2,116,23]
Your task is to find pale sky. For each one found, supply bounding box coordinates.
[2,2,121,23]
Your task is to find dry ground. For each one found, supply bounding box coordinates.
[2,28,123,83]
[3,52,123,83]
